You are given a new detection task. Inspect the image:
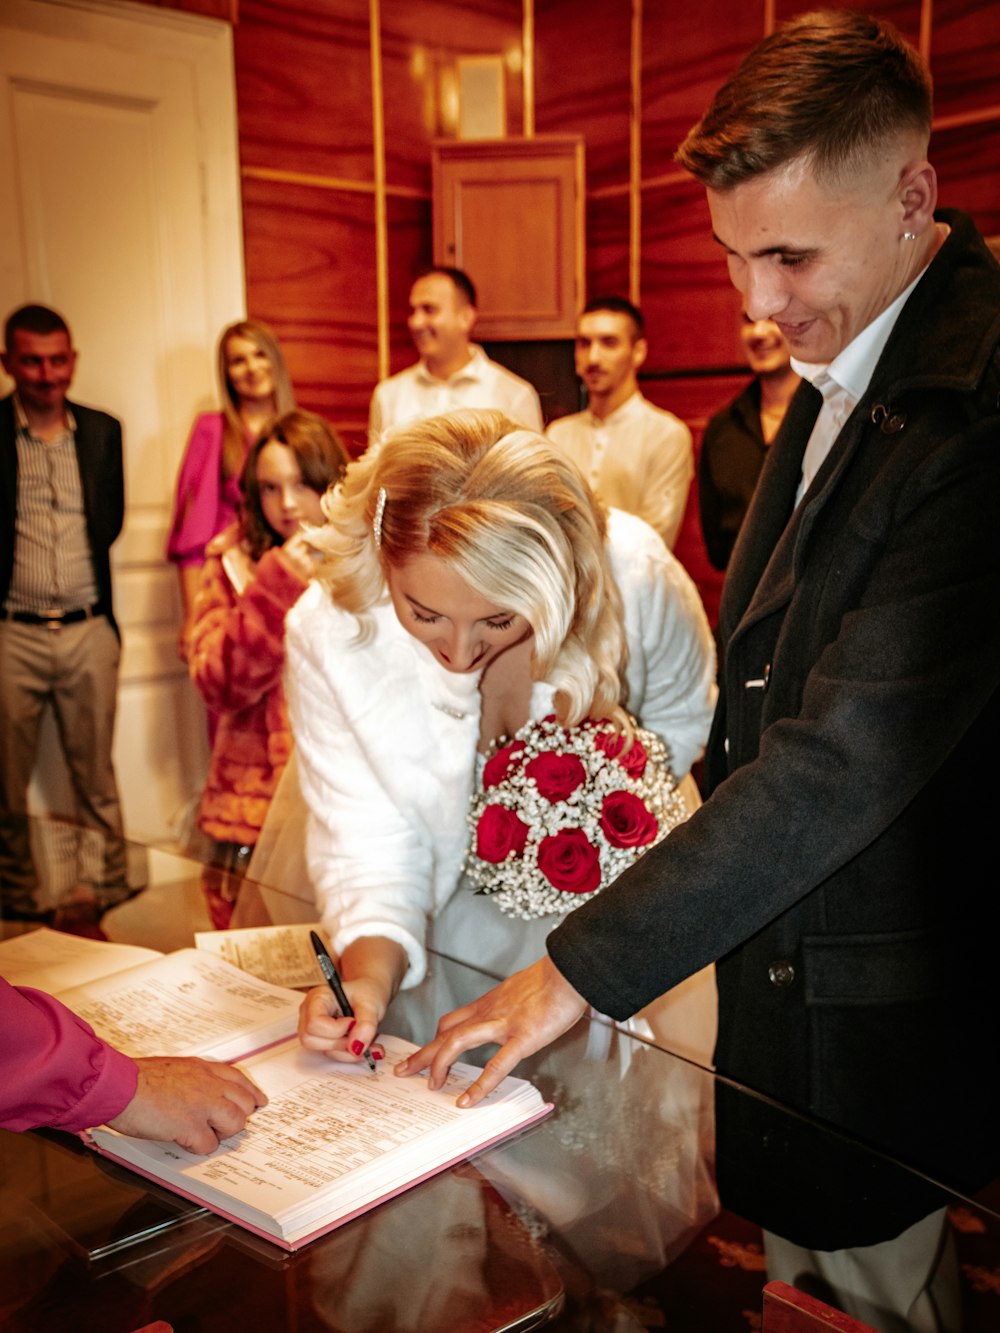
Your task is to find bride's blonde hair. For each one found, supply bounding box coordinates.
[311,409,629,730]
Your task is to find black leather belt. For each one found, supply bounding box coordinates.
[0,604,99,629]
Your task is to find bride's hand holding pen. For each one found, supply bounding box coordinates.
[298,934,408,1067]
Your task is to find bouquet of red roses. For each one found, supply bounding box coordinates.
[465,714,687,920]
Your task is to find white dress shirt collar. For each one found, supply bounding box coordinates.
[790,261,933,503]
[586,388,644,429]
[415,344,485,387]
[790,264,926,404]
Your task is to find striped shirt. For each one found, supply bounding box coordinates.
[6,396,97,614]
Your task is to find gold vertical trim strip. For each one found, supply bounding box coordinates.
[919,0,932,63]
[575,138,586,311]
[763,0,776,37]
[370,0,389,383]
[629,0,642,305]
[523,0,535,138]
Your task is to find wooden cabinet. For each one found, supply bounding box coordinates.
[432,136,585,340]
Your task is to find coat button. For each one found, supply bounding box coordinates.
[768,960,796,987]
[743,663,771,690]
[870,404,907,434]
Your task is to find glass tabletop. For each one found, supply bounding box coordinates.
[2,818,999,1331]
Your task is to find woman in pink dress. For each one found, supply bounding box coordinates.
[167,319,295,661]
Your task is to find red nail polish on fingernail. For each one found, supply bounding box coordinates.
[372,1049,384,1061]
[351,1040,364,1055]
[346,1020,355,1034]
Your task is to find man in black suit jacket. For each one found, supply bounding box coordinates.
[397,12,999,1327]
[0,304,127,924]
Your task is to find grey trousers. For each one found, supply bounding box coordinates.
[0,615,127,909]
[764,1208,961,1333]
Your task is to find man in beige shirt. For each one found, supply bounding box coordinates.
[0,304,127,927]
[547,297,693,549]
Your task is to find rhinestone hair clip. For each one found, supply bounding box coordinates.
[373,486,388,549]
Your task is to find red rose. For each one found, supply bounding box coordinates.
[526,751,586,802]
[595,729,648,778]
[600,790,658,848]
[475,804,530,863]
[537,828,601,894]
[483,740,526,789]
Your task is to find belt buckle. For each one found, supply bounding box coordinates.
[41,609,65,631]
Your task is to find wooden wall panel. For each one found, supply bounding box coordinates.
[932,0,1000,120]
[585,194,631,301]
[380,0,525,196]
[772,0,921,48]
[639,2,762,380]
[528,0,636,304]
[934,120,1000,237]
[640,177,743,373]
[386,194,433,375]
[641,4,766,178]
[378,0,525,387]
[236,0,374,181]
[644,372,749,436]
[242,176,377,451]
[535,0,631,193]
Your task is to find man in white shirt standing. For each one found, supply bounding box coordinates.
[546,297,693,549]
[368,267,543,441]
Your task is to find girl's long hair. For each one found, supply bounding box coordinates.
[241,410,347,561]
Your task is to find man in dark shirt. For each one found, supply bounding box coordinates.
[698,315,798,570]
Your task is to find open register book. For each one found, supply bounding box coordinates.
[0,931,551,1251]
[87,1035,550,1251]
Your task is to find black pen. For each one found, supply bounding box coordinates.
[309,930,377,1072]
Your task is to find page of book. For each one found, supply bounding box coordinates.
[53,949,303,1062]
[88,1035,549,1247]
[0,927,161,991]
[194,924,329,990]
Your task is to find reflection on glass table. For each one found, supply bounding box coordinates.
[2,821,1000,1330]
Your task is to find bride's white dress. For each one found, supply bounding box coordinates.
[246,753,719,1288]
[248,754,715,1065]
[241,511,722,1283]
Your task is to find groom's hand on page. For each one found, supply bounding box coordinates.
[394,956,588,1106]
[107,1056,267,1154]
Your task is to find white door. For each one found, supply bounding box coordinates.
[0,0,245,895]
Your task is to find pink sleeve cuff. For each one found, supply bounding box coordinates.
[0,983,139,1133]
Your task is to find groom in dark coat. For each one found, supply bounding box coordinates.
[402,10,1000,1326]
